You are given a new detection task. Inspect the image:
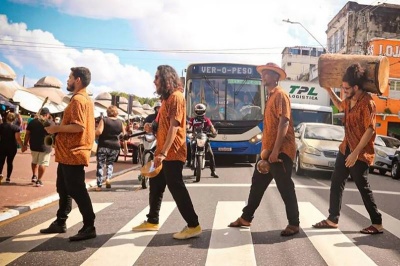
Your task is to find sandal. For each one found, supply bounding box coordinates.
[312,219,338,229]
[360,225,383,235]
[281,225,299,236]
[228,217,251,227]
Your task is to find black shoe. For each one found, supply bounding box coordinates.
[211,171,219,178]
[31,175,38,183]
[69,226,96,241]
[40,221,66,234]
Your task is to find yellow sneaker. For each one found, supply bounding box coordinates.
[132,221,159,231]
[173,225,202,239]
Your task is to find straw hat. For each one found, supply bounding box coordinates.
[256,62,286,81]
[140,161,162,178]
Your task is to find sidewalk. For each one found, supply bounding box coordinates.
[0,150,139,222]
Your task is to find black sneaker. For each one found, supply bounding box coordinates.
[36,180,43,187]
[5,178,10,183]
[211,171,219,178]
[31,175,38,183]
[69,226,96,241]
[40,221,67,234]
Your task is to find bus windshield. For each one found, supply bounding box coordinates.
[187,78,263,121]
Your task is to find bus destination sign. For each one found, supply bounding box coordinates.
[191,64,257,76]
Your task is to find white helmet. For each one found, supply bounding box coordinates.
[153,101,162,111]
[194,103,206,117]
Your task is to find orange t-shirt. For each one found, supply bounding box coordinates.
[261,86,296,161]
[155,91,187,162]
[55,89,95,166]
[338,91,376,165]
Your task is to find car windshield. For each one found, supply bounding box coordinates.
[379,136,400,148]
[304,125,344,141]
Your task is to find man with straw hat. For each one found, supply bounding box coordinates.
[228,62,300,236]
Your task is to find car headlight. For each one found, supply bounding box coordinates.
[249,133,262,143]
[304,146,322,156]
[376,149,388,158]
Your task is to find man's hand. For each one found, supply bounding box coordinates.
[345,151,358,168]
[268,149,280,163]
[154,154,165,168]
[44,125,58,134]
[21,145,28,152]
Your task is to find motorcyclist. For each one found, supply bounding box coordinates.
[144,101,161,126]
[187,103,219,178]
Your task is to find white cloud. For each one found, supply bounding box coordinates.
[0,15,157,97]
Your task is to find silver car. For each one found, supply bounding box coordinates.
[294,123,344,175]
[370,135,400,175]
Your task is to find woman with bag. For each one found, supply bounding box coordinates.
[95,105,127,190]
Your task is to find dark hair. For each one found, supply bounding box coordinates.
[342,63,367,90]
[70,67,91,87]
[156,65,183,100]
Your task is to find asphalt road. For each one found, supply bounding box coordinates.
[1,163,400,266]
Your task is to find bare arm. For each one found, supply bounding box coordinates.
[325,87,344,112]
[45,124,84,134]
[95,118,104,136]
[153,117,179,167]
[345,127,375,168]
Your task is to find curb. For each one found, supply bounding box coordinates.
[0,165,140,223]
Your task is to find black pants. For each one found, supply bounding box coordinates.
[328,147,382,224]
[190,141,216,171]
[55,163,95,227]
[147,160,199,227]
[241,153,300,226]
[0,147,17,178]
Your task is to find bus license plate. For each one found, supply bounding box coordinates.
[328,161,335,167]
[218,147,232,152]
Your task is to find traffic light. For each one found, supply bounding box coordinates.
[111,95,120,108]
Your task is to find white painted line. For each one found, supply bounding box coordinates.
[184,183,400,196]
[298,202,376,266]
[206,201,256,266]
[347,204,400,238]
[0,203,112,266]
[82,202,176,266]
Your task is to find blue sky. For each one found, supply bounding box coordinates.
[1,0,399,98]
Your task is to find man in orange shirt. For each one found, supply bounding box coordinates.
[40,67,96,241]
[313,63,383,234]
[132,65,201,239]
[229,63,300,236]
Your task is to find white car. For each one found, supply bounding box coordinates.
[370,134,400,175]
[294,123,344,175]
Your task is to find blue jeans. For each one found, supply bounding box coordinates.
[96,147,119,187]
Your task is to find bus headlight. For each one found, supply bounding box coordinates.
[304,146,321,156]
[249,133,262,143]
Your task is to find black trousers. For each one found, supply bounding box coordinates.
[147,160,199,227]
[55,163,96,227]
[0,147,17,178]
[241,153,300,226]
[328,147,382,224]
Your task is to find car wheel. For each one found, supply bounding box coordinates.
[379,169,387,176]
[295,153,304,176]
[392,160,400,180]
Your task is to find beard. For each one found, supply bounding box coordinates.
[345,89,355,100]
[67,83,74,92]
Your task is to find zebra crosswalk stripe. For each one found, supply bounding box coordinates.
[298,202,377,266]
[82,201,176,266]
[206,201,256,266]
[0,203,112,266]
[347,204,400,238]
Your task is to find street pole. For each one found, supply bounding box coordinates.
[282,19,329,53]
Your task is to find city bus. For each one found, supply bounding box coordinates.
[184,63,264,163]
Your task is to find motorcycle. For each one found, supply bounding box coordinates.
[188,127,216,183]
[137,132,157,189]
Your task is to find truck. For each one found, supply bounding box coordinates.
[279,80,333,127]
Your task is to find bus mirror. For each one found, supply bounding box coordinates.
[295,132,301,138]
[180,77,186,88]
[188,80,192,93]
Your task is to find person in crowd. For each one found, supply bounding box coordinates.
[312,63,383,234]
[186,103,219,178]
[143,101,161,125]
[132,65,201,239]
[40,67,97,241]
[54,117,61,125]
[27,114,35,124]
[0,112,24,184]
[22,107,54,187]
[95,105,128,191]
[228,62,300,237]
